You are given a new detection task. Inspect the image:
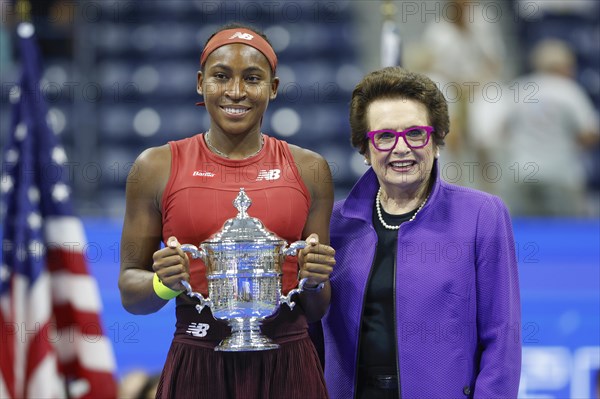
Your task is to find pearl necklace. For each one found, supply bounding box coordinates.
[205,133,264,159]
[376,187,430,230]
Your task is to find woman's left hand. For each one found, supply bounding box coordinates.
[298,233,336,288]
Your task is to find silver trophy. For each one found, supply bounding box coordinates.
[179,188,311,352]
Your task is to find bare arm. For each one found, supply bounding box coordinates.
[289,145,335,323]
[118,145,190,314]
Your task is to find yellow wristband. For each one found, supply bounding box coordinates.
[152,273,182,300]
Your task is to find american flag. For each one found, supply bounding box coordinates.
[0,23,117,398]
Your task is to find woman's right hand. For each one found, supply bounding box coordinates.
[152,236,190,292]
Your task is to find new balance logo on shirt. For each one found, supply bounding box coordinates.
[256,169,281,181]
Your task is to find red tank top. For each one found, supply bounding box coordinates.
[161,133,310,296]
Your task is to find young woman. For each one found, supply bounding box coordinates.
[118,24,335,398]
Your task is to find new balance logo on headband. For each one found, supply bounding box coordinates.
[229,32,254,41]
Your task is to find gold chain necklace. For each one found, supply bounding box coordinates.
[204,133,264,159]
[376,187,429,230]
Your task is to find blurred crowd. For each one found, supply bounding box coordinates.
[401,0,599,216]
[1,0,598,219]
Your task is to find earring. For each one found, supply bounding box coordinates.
[435,148,440,159]
[364,158,370,166]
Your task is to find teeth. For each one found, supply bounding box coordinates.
[223,107,248,115]
[391,161,413,167]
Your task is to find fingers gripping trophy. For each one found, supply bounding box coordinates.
[179,188,321,351]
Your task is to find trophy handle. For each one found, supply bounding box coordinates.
[180,244,205,260]
[180,280,213,313]
[281,278,324,310]
[283,240,307,256]
[179,245,212,313]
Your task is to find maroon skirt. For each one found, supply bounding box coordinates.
[155,299,328,399]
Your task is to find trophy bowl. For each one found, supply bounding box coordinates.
[179,188,313,352]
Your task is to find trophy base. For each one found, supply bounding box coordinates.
[215,317,279,352]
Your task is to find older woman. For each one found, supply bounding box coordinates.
[321,67,521,398]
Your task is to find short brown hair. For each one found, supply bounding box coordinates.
[349,67,449,154]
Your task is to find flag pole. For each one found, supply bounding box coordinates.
[381,0,396,20]
[380,0,401,67]
[15,0,31,22]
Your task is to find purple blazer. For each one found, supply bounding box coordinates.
[322,164,521,399]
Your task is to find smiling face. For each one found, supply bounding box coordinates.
[366,98,437,197]
[197,43,279,137]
